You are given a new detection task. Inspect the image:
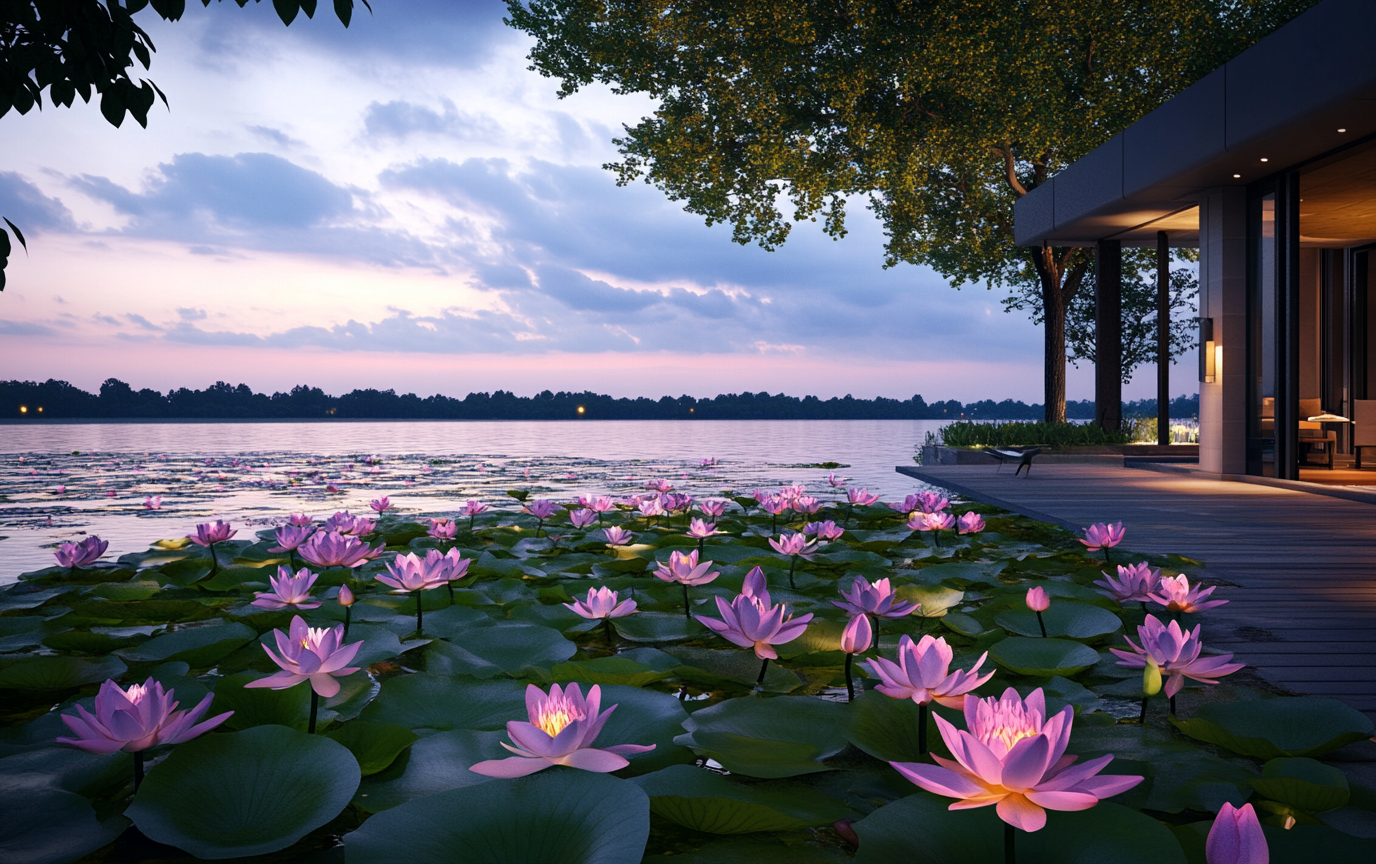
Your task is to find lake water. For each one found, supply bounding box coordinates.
[0,420,949,581]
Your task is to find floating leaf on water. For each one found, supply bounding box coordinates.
[675,695,847,778]
[1170,697,1374,759]
[988,637,1101,677]
[632,764,852,834]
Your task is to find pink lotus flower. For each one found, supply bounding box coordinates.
[760,495,790,516]
[269,524,315,553]
[645,478,675,493]
[866,634,992,708]
[288,512,313,527]
[142,495,162,510]
[686,518,720,539]
[957,512,985,534]
[1149,574,1228,613]
[463,499,490,516]
[841,613,873,654]
[377,552,452,593]
[187,520,236,546]
[442,548,472,584]
[1025,586,1050,612]
[834,576,918,619]
[245,615,362,698]
[827,471,848,487]
[369,497,392,514]
[892,687,1143,831]
[889,494,923,515]
[1206,802,1268,864]
[654,549,719,586]
[701,457,717,467]
[297,531,383,569]
[1093,562,1161,605]
[637,497,664,519]
[58,677,232,754]
[917,492,950,514]
[769,532,817,559]
[1081,521,1125,561]
[586,496,616,513]
[565,587,637,620]
[338,584,355,607]
[846,488,880,506]
[55,535,108,568]
[323,511,359,533]
[926,512,956,531]
[792,495,822,515]
[469,683,655,778]
[741,565,770,604]
[696,592,813,660]
[525,500,560,519]
[1109,615,1245,697]
[804,520,845,541]
[602,525,634,546]
[252,566,321,610]
[698,499,728,518]
[428,518,458,540]
[907,513,936,532]
[569,508,598,529]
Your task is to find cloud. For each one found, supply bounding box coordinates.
[177,307,208,321]
[246,125,302,147]
[125,313,163,331]
[0,172,79,234]
[362,99,500,141]
[0,320,57,336]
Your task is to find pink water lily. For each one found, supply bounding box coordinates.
[846,488,880,506]
[1025,586,1050,612]
[1110,615,1244,697]
[686,518,721,539]
[565,586,637,620]
[1206,802,1268,864]
[741,565,770,604]
[827,471,848,487]
[804,520,845,541]
[841,613,873,654]
[602,525,634,546]
[865,633,993,709]
[696,591,813,660]
[287,512,313,527]
[297,531,383,568]
[917,492,950,514]
[889,493,924,515]
[463,499,490,516]
[769,532,817,588]
[428,518,458,540]
[269,524,315,553]
[55,535,108,568]
[525,500,560,519]
[376,551,451,593]
[569,508,598,529]
[1081,521,1125,561]
[654,549,719,586]
[143,495,162,510]
[252,566,321,610]
[834,575,918,619]
[369,497,392,514]
[1094,561,1161,605]
[926,511,956,531]
[792,495,821,515]
[246,615,362,698]
[1149,574,1228,613]
[58,677,232,754]
[892,687,1143,831]
[958,512,985,534]
[187,520,235,546]
[469,683,655,778]
[698,499,728,518]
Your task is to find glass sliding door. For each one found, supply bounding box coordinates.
[1248,193,1277,476]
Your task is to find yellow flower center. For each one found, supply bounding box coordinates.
[537,707,576,736]
[985,723,1038,752]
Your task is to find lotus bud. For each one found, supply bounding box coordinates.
[841,613,873,654]
[1143,657,1162,696]
[1025,586,1050,612]
[338,584,355,607]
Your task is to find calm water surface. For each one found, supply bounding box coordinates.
[0,420,948,581]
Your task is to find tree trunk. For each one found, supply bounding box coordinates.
[1042,284,1067,423]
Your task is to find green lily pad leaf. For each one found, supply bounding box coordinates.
[427,622,576,677]
[632,764,851,833]
[854,793,1184,864]
[989,637,1100,677]
[71,598,218,625]
[1250,757,1350,813]
[117,621,257,667]
[1175,820,1376,863]
[325,721,418,776]
[83,580,162,601]
[0,784,127,864]
[842,693,947,763]
[593,684,695,773]
[148,558,214,587]
[0,746,134,798]
[614,611,703,643]
[398,603,490,640]
[941,611,999,638]
[651,834,853,863]
[994,601,1122,639]
[211,672,311,731]
[0,654,127,690]
[676,696,848,778]
[126,724,360,859]
[773,619,843,659]
[1171,697,1374,759]
[360,675,527,732]
[341,623,426,667]
[664,645,804,693]
[894,585,964,618]
[346,770,650,864]
[551,654,675,687]
[355,729,503,813]
[42,628,143,653]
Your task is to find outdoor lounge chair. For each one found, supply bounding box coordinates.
[990,447,1042,476]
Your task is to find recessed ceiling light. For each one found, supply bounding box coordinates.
[1338,128,1347,133]
[1233,174,1242,178]
[1260,158,1269,162]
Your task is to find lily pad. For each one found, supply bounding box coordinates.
[551,653,677,687]
[0,654,127,690]
[854,793,1184,863]
[842,693,948,763]
[664,645,804,693]
[425,622,575,677]
[1170,697,1374,759]
[989,637,1100,677]
[325,721,418,776]
[676,696,848,778]
[0,783,127,864]
[633,764,851,834]
[126,725,360,859]
[592,684,695,773]
[147,558,214,587]
[994,601,1122,639]
[1250,757,1350,813]
[614,611,704,643]
[345,770,650,864]
[1173,821,1376,864]
[211,672,311,731]
[360,674,527,732]
[117,621,257,667]
[354,729,504,813]
[894,585,964,618]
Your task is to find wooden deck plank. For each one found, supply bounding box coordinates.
[899,463,1376,720]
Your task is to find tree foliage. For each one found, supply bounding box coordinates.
[505,0,1317,417]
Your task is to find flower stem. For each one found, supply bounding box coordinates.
[414,590,423,634]
[603,617,614,647]
[1104,548,1111,564]
[536,518,544,538]
[934,529,941,548]
[1035,610,1047,638]
[342,605,352,640]
[788,558,797,589]
[1169,694,1177,716]
[683,583,691,619]
[1005,822,1016,864]
[844,653,855,702]
[309,689,319,734]
[698,537,704,557]
[207,542,218,576]
[1139,696,1149,724]
[756,657,770,686]
[446,581,454,604]
[470,513,476,532]
[919,702,929,754]
[134,750,145,792]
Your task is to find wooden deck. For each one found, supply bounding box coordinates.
[898,464,1376,719]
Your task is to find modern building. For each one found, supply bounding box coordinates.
[1014,0,1376,482]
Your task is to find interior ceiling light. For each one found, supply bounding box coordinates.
[1338,128,1347,133]
[1260,157,1269,162]
[1233,174,1242,178]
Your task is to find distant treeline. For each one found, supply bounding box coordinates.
[1,379,1200,421]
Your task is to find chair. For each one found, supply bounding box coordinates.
[1353,400,1376,469]
[990,447,1042,476]
[1298,397,1336,469]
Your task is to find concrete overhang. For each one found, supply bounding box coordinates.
[1014,0,1376,248]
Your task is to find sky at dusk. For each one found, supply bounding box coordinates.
[0,1,1190,402]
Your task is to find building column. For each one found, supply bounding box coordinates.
[1157,231,1170,444]
[1095,240,1123,434]
[1198,188,1248,475]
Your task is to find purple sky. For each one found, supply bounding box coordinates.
[0,1,1188,402]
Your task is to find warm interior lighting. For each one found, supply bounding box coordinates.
[1214,345,1222,381]
[1200,318,1216,383]
[1260,157,1268,163]
[1233,173,1242,179]
[1337,128,1347,133]
[37,407,43,413]
[19,406,27,414]
[577,405,585,415]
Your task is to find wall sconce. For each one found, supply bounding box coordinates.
[1199,318,1216,383]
